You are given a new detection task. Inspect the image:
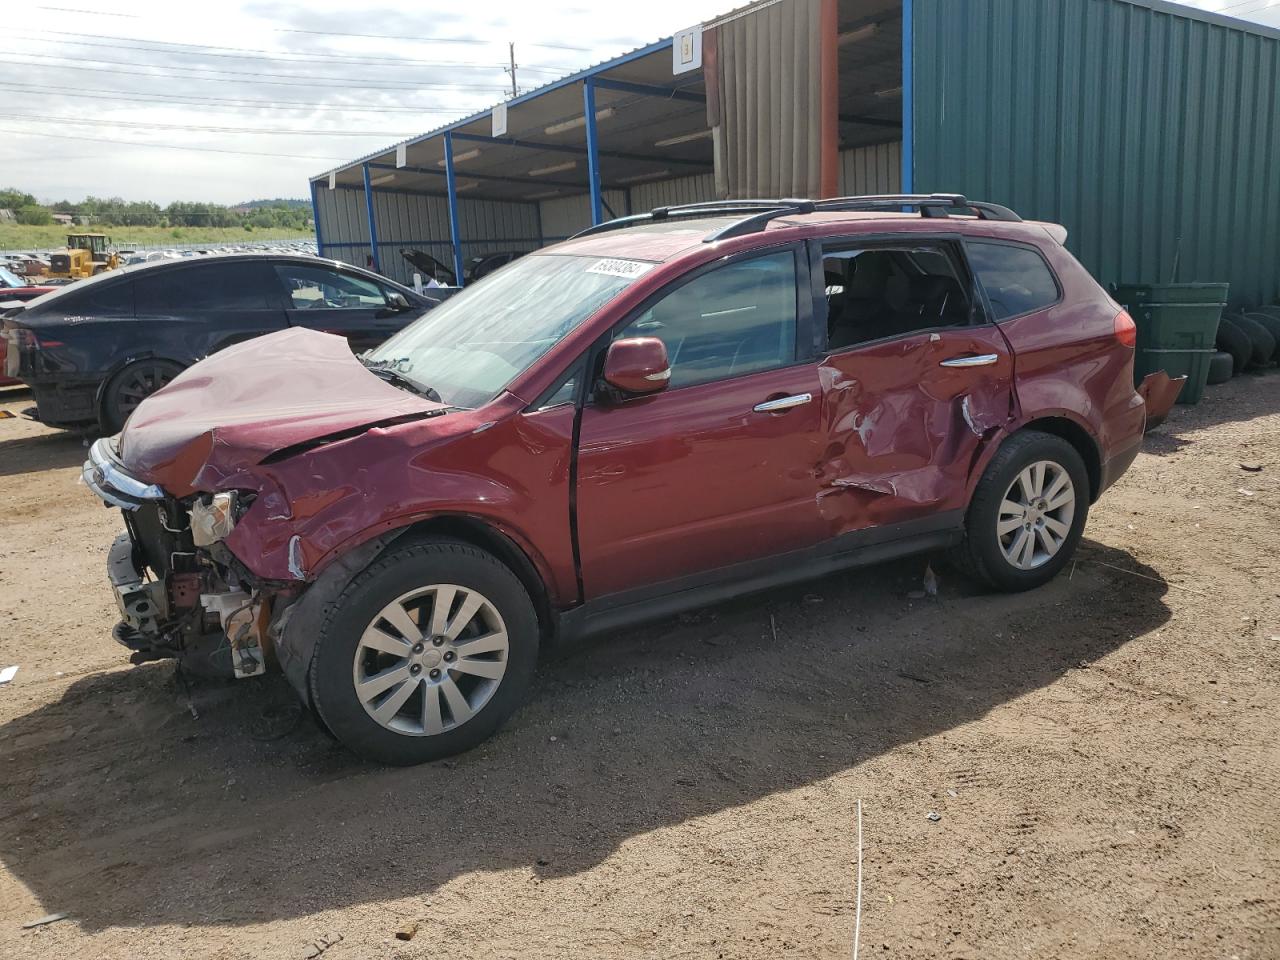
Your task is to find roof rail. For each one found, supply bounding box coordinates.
[567,193,1022,243]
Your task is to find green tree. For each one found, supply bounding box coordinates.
[16,205,52,225]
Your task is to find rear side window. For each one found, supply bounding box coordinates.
[53,279,134,317]
[966,241,1060,320]
[134,261,280,314]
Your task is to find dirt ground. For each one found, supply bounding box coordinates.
[0,372,1277,960]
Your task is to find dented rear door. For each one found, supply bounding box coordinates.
[812,239,1016,538]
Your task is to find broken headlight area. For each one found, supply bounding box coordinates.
[189,490,245,547]
[109,492,282,681]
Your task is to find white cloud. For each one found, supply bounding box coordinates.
[1,0,730,204]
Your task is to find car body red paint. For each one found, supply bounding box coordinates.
[85,204,1162,760]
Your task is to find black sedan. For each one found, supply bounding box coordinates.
[1,253,446,432]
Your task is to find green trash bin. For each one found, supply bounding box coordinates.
[1112,282,1229,405]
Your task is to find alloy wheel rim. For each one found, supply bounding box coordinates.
[352,584,509,736]
[118,364,176,415]
[997,460,1075,570]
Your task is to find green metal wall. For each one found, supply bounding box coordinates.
[911,0,1280,306]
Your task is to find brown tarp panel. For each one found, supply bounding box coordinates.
[708,0,828,199]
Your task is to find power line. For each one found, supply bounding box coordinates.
[0,127,346,161]
[272,26,595,53]
[1,52,507,90]
[0,112,419,137]
[0,79,476,114]
[13,31,527,70]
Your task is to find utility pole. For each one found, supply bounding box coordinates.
[505,41,518,98]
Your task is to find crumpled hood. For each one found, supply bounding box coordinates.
[118,327,446,494]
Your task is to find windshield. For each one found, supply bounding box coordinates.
[0,266,23,288]
[365,253,651,408]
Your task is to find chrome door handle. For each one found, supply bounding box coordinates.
[753,392,813,413]
[940,353,999,368]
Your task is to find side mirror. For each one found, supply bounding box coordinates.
[377,291,412,318]
[601,337,671,398]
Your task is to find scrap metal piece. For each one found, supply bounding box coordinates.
[1137,370,1185,431]
[190,491,238,546]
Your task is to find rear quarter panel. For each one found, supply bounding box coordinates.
[995,239,1145,472]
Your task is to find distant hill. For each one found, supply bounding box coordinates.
[233,198,309,211]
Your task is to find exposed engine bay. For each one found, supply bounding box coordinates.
[86,436,284,680]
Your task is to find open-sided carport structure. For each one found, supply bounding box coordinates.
[313,0,1280,305]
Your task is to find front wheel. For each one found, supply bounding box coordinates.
[308,539,539,765]
[951,430,1089,592]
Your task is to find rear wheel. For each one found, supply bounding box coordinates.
[102,359,183,433]
[308,539,538,765]
[952,430,1089,592]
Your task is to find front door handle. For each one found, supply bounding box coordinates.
[940,353,999,368]
[753,392,813,413]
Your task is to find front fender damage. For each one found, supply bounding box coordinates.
[268,530,407,702]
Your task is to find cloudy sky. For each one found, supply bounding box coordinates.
[2,0,1276,205]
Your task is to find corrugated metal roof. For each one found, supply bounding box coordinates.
[311,37,675,182]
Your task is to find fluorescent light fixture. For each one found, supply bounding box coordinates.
[436,148,481,167]
[526,189,561,200]
[369,173,396,186]
[528,160,577,176]
[618,169,672,184]
[874,85,903,98]
[838,23,878,46]
[544,107,615,136]
[654,129,712,148]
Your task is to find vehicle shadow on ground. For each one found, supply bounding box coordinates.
[0,540,1169,931]
[0,428,90,478]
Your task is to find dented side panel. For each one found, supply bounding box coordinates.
[814,326,1016,535]
[222,400,580,606]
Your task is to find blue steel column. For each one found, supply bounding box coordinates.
[901,0,914,194]
[361,163,380,273]
[583,78,603,226]
[443,131,466,287]
[309,179,326,258]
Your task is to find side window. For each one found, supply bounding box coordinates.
[965,240,1060,320]
[822,244,972,350]
[616,251,798,389]
[538,363,581,409]
[59,280,133,317]
[134,262,277,314]
[274,264,388,310]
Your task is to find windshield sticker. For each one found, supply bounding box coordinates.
[586,258,654,280]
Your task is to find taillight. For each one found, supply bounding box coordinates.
[1114,310,1137,348]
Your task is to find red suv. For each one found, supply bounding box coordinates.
[83,195,1177,764]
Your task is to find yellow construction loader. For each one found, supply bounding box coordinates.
[47,234,121,280]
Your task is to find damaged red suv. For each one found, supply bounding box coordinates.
[82,195,1177,764]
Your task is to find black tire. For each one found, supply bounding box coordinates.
[951,430,1089,592]
[1242,312,1280,362]
[1233,314,1276,367]
[101,358,184,433]
[308,538,538,765]
[1252,305,1280,322]
[1206,351,1234,385]
[1216,317,1253,375]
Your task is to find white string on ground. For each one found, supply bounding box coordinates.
[853,798,863,960]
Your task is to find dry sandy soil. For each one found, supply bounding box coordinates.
[0,373,1277,960]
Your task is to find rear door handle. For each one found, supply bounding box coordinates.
[753,392,813,413]
[940,353,999,368]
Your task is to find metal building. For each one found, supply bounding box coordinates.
[313,0,1280,305]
